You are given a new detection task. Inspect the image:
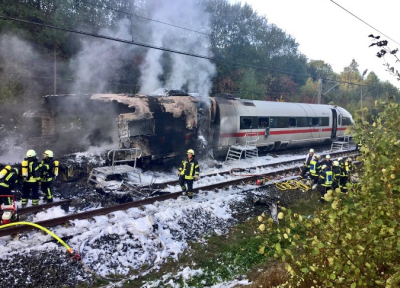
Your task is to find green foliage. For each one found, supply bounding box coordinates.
[238,68,265,100]
[257,100,400,287]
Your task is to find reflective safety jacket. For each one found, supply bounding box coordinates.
[0,168,18,189]
[178,158,200,180]
[339,160,349,177]
[22,158,41,183]
[332,166,341,181]
[303,153,314,168]
[309,159,321,176]
[319,170,333,187]
[40,159,58,182]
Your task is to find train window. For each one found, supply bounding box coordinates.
[258,117,269,128]
[338,115,342,126]
[310,118,319,126]
[240,116,258,129]
[296,117,309,127]
[128,119,154,136]
[288,118,296,127]
[270,118,277,128]
[342,117,352,125]
[321,117,329,126]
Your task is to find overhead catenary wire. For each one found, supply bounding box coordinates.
[330,0,400,46]
[0,15,320,80]
[0,15,395,92]
[78,0,212,37]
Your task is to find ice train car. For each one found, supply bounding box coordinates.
[28,92,353,166]
[212,94,353,158]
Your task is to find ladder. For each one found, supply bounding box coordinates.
[330,133,353,152]
[330,141,350,151]
[225,133,259,162]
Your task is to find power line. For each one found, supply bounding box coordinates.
[78,0,211,37]
[330,0,400,46]
[0,15,395,91]
[0,14,314,80]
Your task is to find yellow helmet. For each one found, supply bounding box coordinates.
[26,149,36,157]
[44,150,54,158]
[187,149,195,155]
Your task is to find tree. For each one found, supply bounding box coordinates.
[237,68,265,100]
[257,101,400,287]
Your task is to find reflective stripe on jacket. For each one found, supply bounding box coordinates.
[24,160,40,182]
[179,159,200,180]
[0,171,18,188]
[40,160,55,182]
[320,171,333,187]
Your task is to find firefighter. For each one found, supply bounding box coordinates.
[346,158,354,181]
[318,164,333,202]
[177,149,200,199]
[339,157,349,193]
[320,154,333,170]
[0,165,19,205]
[21,149,41,207]
[309,154,321,189]
[332,160,341,190]
[300,148,314,179]
[39,150,59,203]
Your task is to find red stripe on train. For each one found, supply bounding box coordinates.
[220,126,348,138]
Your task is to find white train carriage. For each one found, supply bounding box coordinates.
[212,97,353,157]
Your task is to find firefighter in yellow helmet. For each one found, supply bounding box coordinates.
[0,165,19,205]
[177,149,200,199]
[39,150,59,203]
[21,149,41,207]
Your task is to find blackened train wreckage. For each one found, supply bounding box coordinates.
[26,91,353,167]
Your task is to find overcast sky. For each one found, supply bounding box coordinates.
[230,0,400,89]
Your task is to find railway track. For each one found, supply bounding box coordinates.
[0,150,360,237]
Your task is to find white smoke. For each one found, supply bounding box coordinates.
[69,0,216,97]
[70,18,137,93]
[138,0,216,97]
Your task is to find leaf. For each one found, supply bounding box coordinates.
[351,283,356,288]
[300,267,309,273]
[275,243,282,253]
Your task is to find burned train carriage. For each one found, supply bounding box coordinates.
[32,92,353,165]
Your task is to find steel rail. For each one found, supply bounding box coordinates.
[0,151,360,237]
[146,150,359,189]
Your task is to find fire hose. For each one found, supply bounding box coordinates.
[0,221,81,260]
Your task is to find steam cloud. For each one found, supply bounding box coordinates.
[0,0,217,164]
[139,0,216,97]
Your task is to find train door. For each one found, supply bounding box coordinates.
[331,109,337,138]
[300,104,320,139]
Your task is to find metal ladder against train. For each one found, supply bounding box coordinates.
[225,133,259,162]
[330,134,351,152]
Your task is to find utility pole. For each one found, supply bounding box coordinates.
[317,78,322,104]
[361,69,368,119]
[54,46,57,95]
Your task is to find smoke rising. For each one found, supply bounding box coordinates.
[0,34,53,164]
[138,0,216,97]
[0,0,217,164]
